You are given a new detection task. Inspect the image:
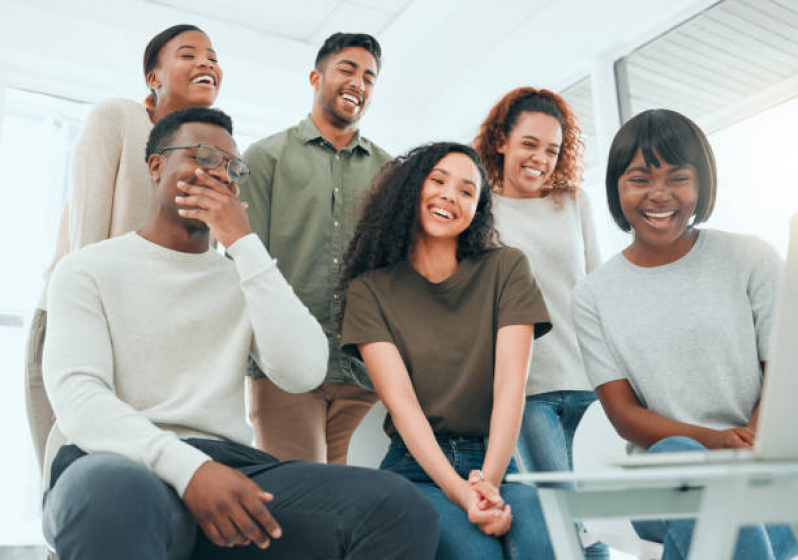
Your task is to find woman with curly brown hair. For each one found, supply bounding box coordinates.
[339,142,556,559]
[475,88,608,558]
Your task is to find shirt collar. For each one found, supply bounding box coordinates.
[298,115,371,155]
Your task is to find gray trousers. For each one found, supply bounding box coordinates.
[43,440,439,560]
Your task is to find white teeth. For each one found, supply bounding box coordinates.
[645,211,675,219]
[341,94,360,105]
[432,207,453,219]
[192,75,214,85]
[522,166,543,177]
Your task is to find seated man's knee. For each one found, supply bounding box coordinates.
[648,436,706,454]
[47,453,173,537]
[367,470,438,535]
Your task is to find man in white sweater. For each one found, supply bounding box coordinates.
[42,107,437,560]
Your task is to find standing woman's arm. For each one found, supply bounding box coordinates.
[578,189,602,273]
[68,100,128,250]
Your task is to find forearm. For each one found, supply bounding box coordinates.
[608,404,720,449]
[390,399,466,500]
[482,379,525,486]
[482,325,533,485]
[68,101,122,250]
[49,373,210,495]
[229,234,327,393]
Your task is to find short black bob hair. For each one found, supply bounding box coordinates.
[315,32,382,73]
[145,107,233,161]
[605,109,717,232]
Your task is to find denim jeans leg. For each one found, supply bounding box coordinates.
[415,482,504,560]
[382,436,557,560]
[517,391,608,559]
[634,436,779,560]
[499,482,556,560]
[43,453,196,560]
[517,393,569,472]
[766,524,798,560]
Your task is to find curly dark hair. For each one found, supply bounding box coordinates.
[337,142,501,328]
[474,87,584,202]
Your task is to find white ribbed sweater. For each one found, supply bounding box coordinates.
[43,233,327,495]
[492,191,601,394]
[39,98,153,309]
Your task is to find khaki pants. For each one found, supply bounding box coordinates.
[25,308,55,474]
[248,377,378,464]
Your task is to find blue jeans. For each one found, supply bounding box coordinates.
[633,436,798,560]
[44,439,439,560]
[516,391,609,559]
[380,435,556,560]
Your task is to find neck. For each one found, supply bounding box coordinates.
[623,228,699,267]
[138,211,211,254]
[409,236,459,283]
[499,183,550,199]
[310,109,358,151]
[148,98,186,125]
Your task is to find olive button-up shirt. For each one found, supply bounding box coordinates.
[241,116,392,387]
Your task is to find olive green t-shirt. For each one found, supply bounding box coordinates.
[341,246,551,437]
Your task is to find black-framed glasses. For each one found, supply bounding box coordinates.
[159,143,250,185]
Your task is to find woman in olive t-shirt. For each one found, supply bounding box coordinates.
[339,142,556,560]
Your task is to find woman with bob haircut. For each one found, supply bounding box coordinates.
[340,142,557,559]
[572,108,798,560]
[27,23,223,474]
[475,87,606,559]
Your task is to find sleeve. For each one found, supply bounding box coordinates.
[571,281,627,388]
[578,189,602,273]
[43,256,211,496]
[68,99,126,250]
[497,250,552,338]
[340,277,396,360]
[227,233,327,392]
[747,240,784,362]
[241,142,276,251]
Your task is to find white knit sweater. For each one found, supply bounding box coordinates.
[492,190,601,394]
[39,98,153,309]
[43,233,327,495]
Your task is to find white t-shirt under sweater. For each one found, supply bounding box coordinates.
[572,229,782,453]
[43,232,328,495]
[492,190,601,394]
[39,98,153,309]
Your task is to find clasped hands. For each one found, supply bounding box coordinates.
[458,469,512,536]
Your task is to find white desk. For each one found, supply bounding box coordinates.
[507,462,798,560]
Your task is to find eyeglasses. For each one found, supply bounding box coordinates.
[159,143,250,185]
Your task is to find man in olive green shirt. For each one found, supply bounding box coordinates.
[241,32,391,464]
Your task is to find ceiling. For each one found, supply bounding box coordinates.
[0,0,719,153]
[620,0,798,133]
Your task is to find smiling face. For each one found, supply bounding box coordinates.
[619,148,699,263]
[310,46,377,128]
[146,30,222,110]
[149,121,238,231]
[497,111,562,198]
[416,152,482,244]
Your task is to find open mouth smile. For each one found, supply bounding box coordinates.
[191,73,217,87]
[642,210,677,228]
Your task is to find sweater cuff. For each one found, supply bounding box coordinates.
[153,439,213,497]
[227,233,277,282]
